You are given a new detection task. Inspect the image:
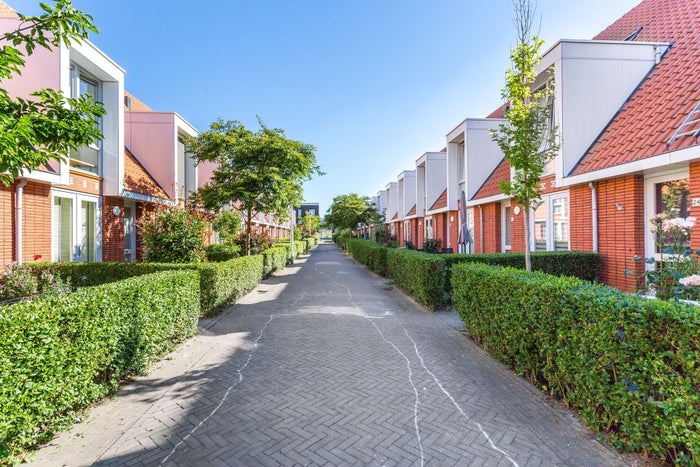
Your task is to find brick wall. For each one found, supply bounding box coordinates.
[691,161,700,252]
[570,183,593,251]
[102,196,124,262]
[596,174,645,291]
[0,181,52,265]
[417,216,425,249]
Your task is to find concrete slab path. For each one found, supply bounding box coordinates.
[31,243,627,466]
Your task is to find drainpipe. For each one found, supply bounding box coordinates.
[15,178,28,265]
[478,205,484,253]
[589,182,598,253]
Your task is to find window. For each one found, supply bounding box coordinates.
[530,192,569,251]
[177,137,187,199]
[425,217,433,239]
[52,191,100,262]
[646,175,690,255]
[404,221,411,242]
[69,66,101,174]
[458,143,465,182]
[309,209,316,216]
[502,203,512,252]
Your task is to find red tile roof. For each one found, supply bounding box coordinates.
[573,0,700,175]
[406,204,417,217]
[486,105,507,119]
[124,148,169,199]
[429,189,448,211]
[473,158,511,200]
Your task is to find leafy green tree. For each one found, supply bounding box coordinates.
[0,1,105,186]
[141,206,207,263]
[490,0,559,271]
[213,209,241,246]
[187,118,321,255]
[324,194,382,233]
[300,213,320,237]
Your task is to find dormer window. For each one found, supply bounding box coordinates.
[69,65,101,174]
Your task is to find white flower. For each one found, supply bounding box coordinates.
[679,275,700,287]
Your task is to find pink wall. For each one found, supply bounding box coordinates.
[124,111,176,199]
[0,14,61,98]
[197,160,216,188]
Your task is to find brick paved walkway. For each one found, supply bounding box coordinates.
[31,243,626,466]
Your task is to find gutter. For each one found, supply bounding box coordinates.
[15,178,28,265]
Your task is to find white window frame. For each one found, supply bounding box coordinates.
[69,65,102,175]
[501,202,512,252]
[425,217,433,240]
[52,190,102,262]
[123,200,136,262]
[644,168,690,263]
[529,191,569,251]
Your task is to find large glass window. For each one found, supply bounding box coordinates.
[654,178,690,252]
[531,192,569,251]
[69,66,101,174]
[52,192,100,262]
[502,203,512,252]
[425,217,433,239]
[404,220,411,242]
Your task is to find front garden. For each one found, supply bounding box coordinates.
[0,206,316,464]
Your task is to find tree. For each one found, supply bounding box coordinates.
[187,118,322,255]
[213,209,241,246]
[0,1,106,186]
[324,194,381,233]
[490,0,559,271]
[300,214,320,238]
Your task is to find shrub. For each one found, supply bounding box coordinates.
[262,246,289,277]
[451,262,700,464]
[237,232,273,255]
[423,238,441,254]
[141,206,207,263]
[205,244,241,262]
[213,210,241,246]
[346,239,388,277]
[0,262,71,303]
[386,249,446,309]
[0,270,200,462]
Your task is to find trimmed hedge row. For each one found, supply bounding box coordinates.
[451,262,700,464]
[262,246,290,277]
[346,239,388,277]
[442,251,600,289]
[205,244,241,262]
[0,270,200,461]
[386,249,446,310]
[28,256,270,316]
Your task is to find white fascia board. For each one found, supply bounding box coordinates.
[426,207,451,215]
[174,113,198,137]
[446,119,467,143]
[70,40,125,82]
[466,193,509,207]
[19,168,62,184]
[121,190,176,206]
[563,145,700,186]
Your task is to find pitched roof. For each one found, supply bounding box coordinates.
[429,189,448,211]
[123,148,170,199]
[573,0,700,175]
[406,204,417,217]
[124,91,153,112]
[473,158,511,200]
[0,1,17,16]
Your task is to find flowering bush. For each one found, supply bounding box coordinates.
[0,262,70,304]
[633,215,700,300]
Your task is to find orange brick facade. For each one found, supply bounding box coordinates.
[0,181,52,266]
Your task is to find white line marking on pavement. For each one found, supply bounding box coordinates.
[401,327,519,467]
[160,315,274,465]
[321,268,425,467]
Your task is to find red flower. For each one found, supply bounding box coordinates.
[33,254,42,261]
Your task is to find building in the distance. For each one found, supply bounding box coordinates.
[295,203,320,224]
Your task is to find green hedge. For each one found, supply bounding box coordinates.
[28,257,265,316]
[262,246,289,277]
[451,262,700,464]
[0,270,200,462]
[442,251,599,290]
[346,239,388,277]
[386,249,446,310]
[205,244,242,262]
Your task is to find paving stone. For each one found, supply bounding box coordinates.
[30,244,629,466]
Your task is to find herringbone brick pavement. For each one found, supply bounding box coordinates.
[31,243,628,466]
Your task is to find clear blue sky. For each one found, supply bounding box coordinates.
[16,0,640,215]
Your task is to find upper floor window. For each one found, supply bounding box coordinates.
[69,66,101,175]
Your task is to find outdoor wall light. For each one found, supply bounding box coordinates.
[112,206,121,216]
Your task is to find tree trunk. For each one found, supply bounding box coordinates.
[245,207,253,256]
[523,206,532,272]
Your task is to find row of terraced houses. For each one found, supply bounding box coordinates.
[373,0,700,291]
[0,2,291,266]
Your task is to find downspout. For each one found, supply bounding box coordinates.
[478,205,484,253]
[15,178,28,265]
[589,182,598,253]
